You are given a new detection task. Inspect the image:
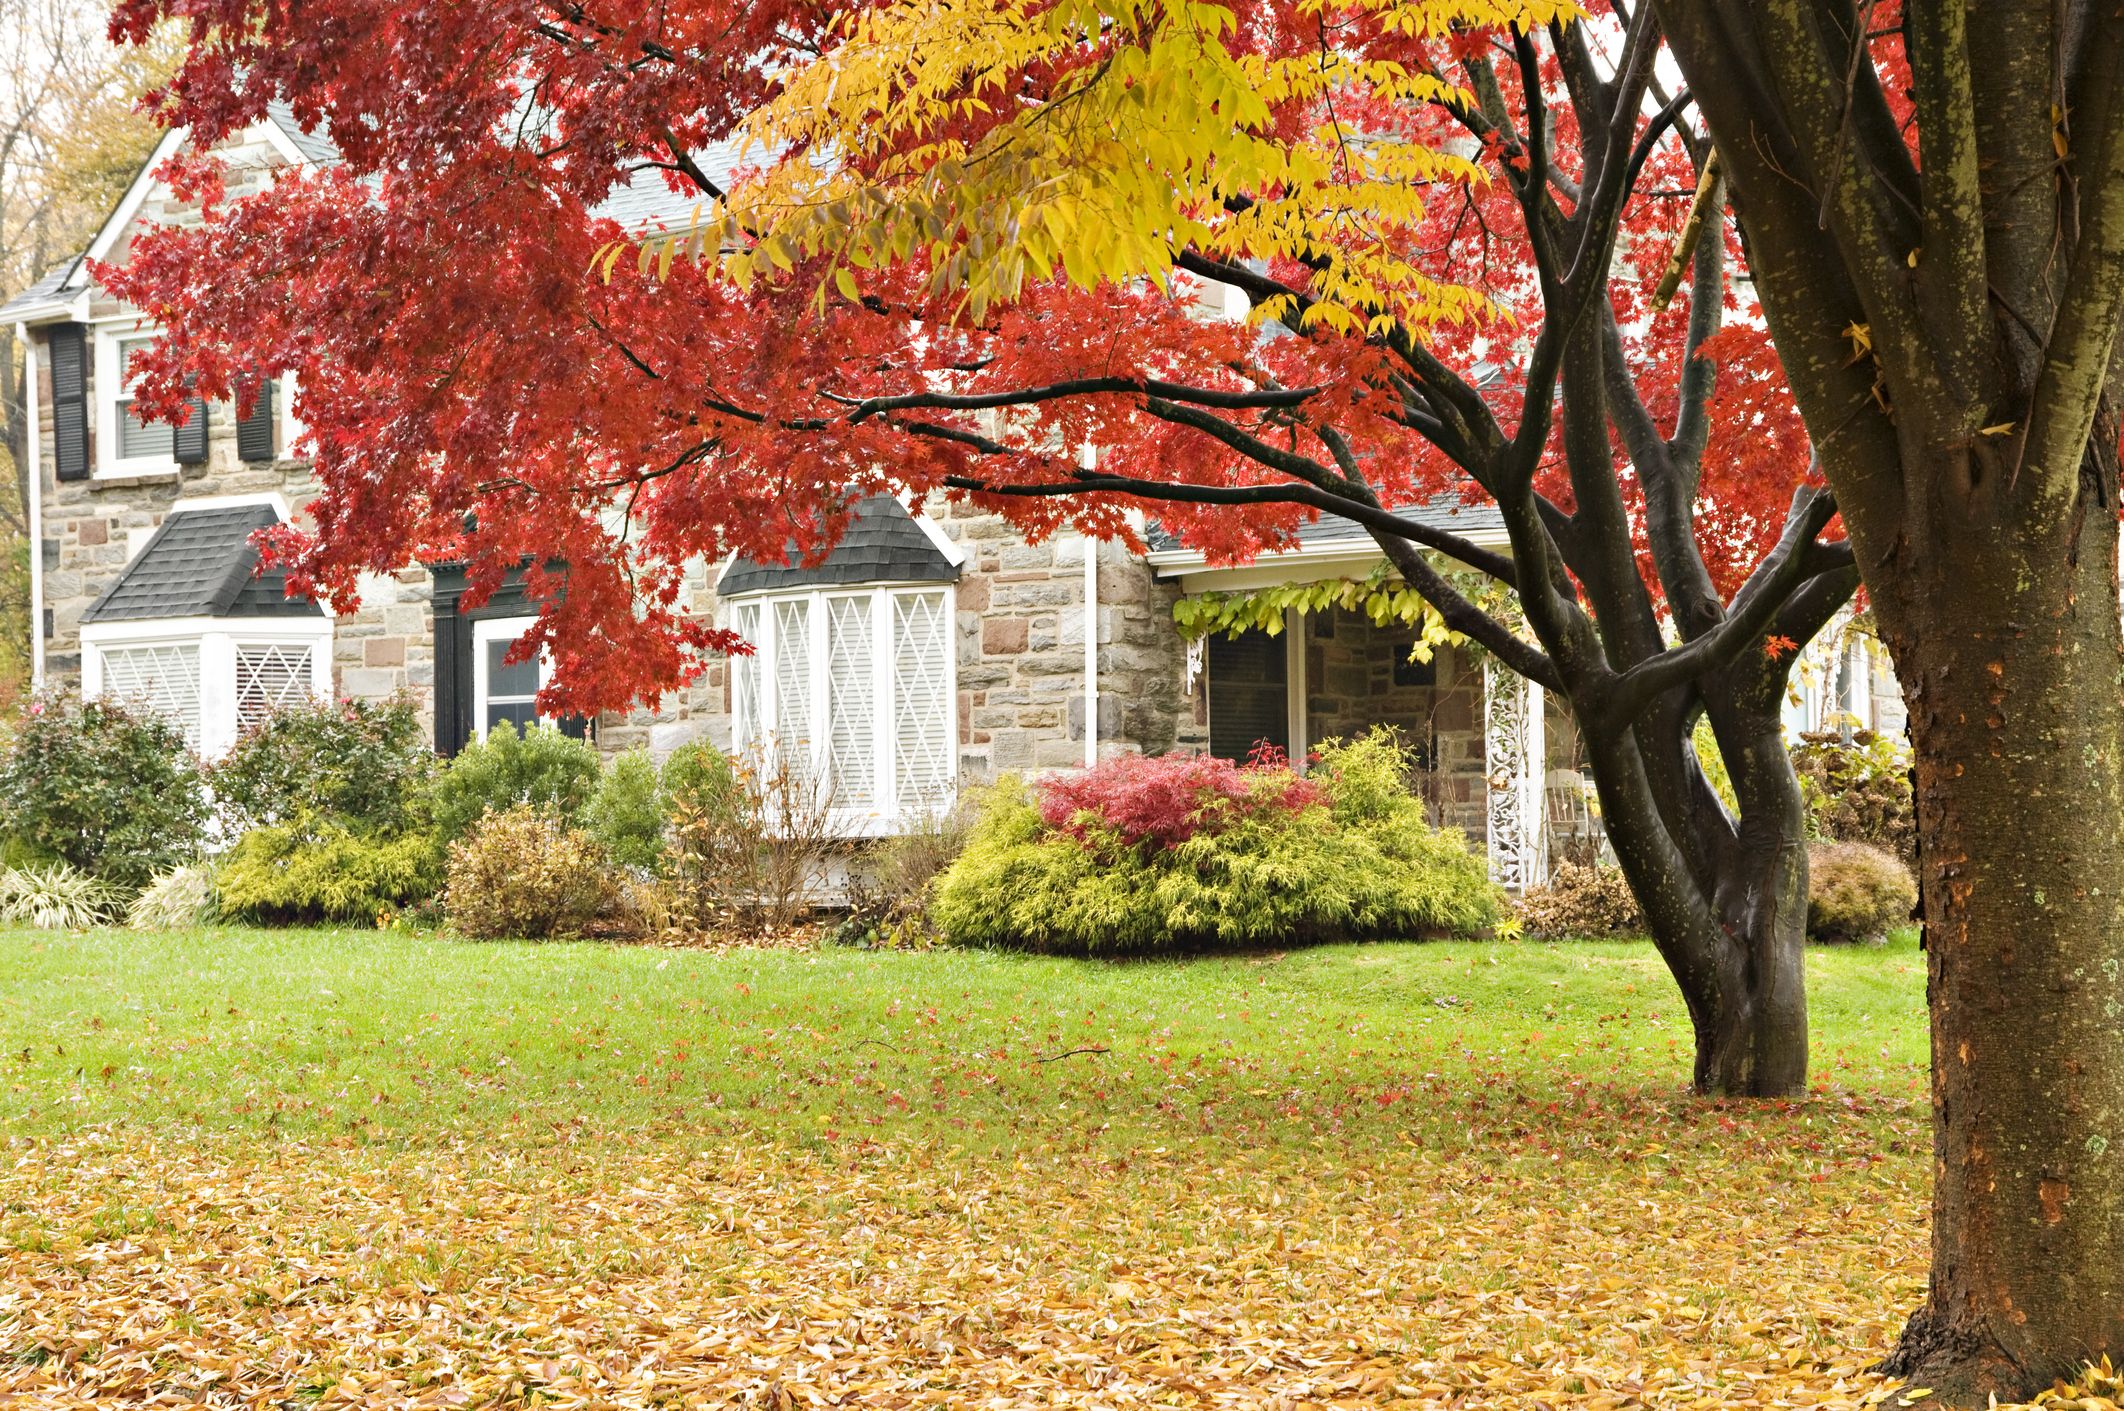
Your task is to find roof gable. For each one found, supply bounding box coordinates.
[720,495,961,595]
[81,504,321,624]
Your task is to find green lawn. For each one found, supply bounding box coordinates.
[0,926,1926,1151]
[0,928,1935,1408]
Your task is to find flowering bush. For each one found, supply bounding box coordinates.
[1792,731,1915,862]
[1034,743,1321,849]
[0,692,208,891]
[933,729,1499,953]
[209,695,434,836]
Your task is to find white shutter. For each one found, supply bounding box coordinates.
[825,594,875,808]
[729,601,762,750]
[99,643,203,751]
[772,598,813,772]
[892,591,952,809]
[233,643,317,731]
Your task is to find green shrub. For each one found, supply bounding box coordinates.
[445,805,611,939]
[209,696,433,835]
[585,749,664,870]
[127,865,218,931]
[1807,840,1915,943]
[1516,861,1644,939]
[0,693,208,891]
[0,862,126,929]
[215,823,444,925]
[931,731,1500,954]
[430,723,600,841]
[1792,731,1914,862]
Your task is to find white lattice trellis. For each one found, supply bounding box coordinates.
[1483,654,1548,891]
[100,643,204,751]
[773,599,813,772]
[728,602,762,746]
[233,644,316,731]
[825,594,876,807]
[893,591,953,809]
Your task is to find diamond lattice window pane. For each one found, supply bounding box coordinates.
[728,602,762,750]
[234,644,317,732]
[773,598,813,773]
[100,643,203,751]
[825,594,875,809]
[892,592,952,810]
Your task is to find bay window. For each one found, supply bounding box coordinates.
[728,584,956,831]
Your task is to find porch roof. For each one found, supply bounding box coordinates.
[1144,493,1508,589]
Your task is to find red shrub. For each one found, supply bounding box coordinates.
[1035,748,1320,850]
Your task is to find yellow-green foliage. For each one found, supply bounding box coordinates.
[1806,840,1915,944]
[215,825,443,925]
[932,732,1500,954]
[445,805,612,940]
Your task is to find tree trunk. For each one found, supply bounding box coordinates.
[1875,460,2124,1402]
[1582,711,1812,1098]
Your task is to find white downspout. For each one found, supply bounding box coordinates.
[17,323,43,691]
[1080,443,1099,766]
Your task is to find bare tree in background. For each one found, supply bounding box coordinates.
[0,1,165,703]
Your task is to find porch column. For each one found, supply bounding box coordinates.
[1482,654,1548,890]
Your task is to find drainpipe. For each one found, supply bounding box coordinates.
[16,323,42,691]
[1081,444,1099,767]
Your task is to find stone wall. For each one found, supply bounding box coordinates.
[655,502,1205,780]
[31,332,435,727]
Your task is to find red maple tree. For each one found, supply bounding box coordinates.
[100,1,1848,1096]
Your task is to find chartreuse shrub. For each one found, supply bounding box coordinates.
[932,729,1500,953]
[0,693,208,891]
[430,723,601,841]
[445,805,612,939]
[214,824,444,925]
[208,696,433,834]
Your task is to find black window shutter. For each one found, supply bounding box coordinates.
[236,378,275,462]
[173,383,208,465]
[48,325,88,482]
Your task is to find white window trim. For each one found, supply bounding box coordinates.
[93,325,180,479]
[727,582,957,837]
[81,615,334,758]
[471,615,551,743]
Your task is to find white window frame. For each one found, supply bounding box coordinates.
[94,325,180,478]
[727,582,957,836]
[80,615,334,757]
[471,614,552,743]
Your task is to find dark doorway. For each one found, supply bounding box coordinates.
[1207,630,1289,761]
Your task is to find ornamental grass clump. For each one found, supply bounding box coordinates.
[932,728,1499,953]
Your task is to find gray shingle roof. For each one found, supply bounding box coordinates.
[264,101,340,166]
[0,258,80,321]
[1145,492,1506,556]
[720,495,960,595]
[82,504,321,624]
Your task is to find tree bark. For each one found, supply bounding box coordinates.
[1580,704,1813,1098]
[1876,443,2124,1403]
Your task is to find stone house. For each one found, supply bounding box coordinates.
[0,106,1905,887]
